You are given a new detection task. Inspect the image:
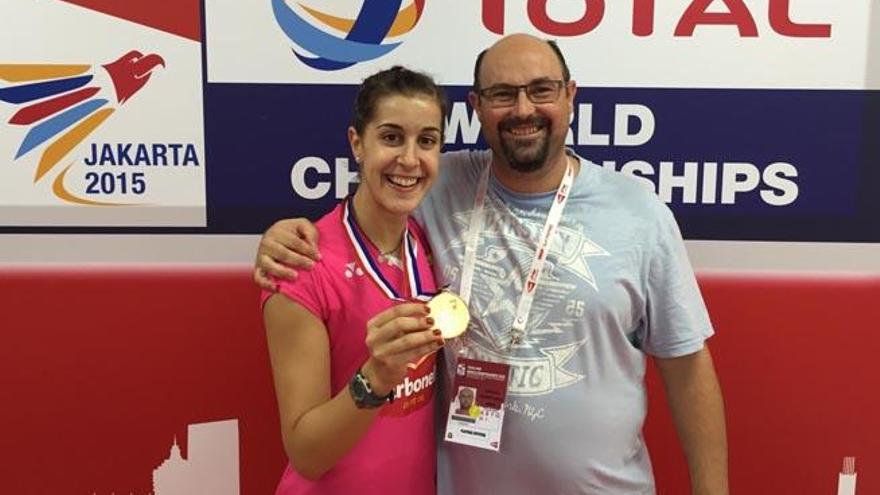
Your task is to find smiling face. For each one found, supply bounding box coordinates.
[469,35,576,176]
[349,93,443,218]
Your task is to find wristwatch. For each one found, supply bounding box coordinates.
[349,369,395,409]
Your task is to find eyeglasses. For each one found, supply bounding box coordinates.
[477,80,565,108]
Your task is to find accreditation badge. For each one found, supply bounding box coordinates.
[443,358,510,452]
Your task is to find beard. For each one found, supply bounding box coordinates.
[497,115,552,173]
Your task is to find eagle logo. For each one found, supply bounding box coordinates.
[0,51,164,204]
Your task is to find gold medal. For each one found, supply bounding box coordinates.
[427,290,470,339]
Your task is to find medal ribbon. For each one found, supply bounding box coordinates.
[459,159,576,347]
[342,198,432,302]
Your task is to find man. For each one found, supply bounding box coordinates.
[255,34,728,494]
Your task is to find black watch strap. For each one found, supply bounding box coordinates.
[349,369,394,409]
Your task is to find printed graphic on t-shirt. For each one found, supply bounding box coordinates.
[442,197,611,398]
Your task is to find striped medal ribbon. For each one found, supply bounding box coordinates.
[342,198,432,302]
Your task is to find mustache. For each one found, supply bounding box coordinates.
[499,115,550,132]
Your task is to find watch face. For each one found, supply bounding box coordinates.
[351,378,367,401]
[427,291,469,339]
[350,372,388,408]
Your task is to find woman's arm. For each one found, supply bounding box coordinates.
[263,295,441,480]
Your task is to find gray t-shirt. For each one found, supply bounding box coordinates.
[414,149,713,495]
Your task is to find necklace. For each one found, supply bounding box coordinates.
[379,237,404,256]
[378,237,404,267]
[347,197,405,256]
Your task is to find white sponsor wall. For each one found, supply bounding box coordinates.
[207,0,877,88]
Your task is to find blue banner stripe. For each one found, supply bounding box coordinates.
[347,0,401,43]
[293,51,354,71]
[0,75,92,104]
[202,84,880,241]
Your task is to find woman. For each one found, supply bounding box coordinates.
[261,66,448,494]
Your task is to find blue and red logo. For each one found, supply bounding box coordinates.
[0,51,164,204]
[272,0,425,71]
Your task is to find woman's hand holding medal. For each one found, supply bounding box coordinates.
[361,291,470,396]
[360,302,444,396]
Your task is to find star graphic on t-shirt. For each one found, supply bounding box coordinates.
[553,228,610,291]
[481,268,520,319]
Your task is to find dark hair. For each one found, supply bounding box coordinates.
[351,66,448,135]
[472,39,571,89]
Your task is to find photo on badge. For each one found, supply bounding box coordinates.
[452,386,481,421]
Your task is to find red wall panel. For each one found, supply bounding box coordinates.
[0,268,282,494]
[1,269,877,493]
[646,275,880,494]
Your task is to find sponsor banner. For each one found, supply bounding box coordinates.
[205,0,877,89]
[204,83,880,241]
[0,0,206,226]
